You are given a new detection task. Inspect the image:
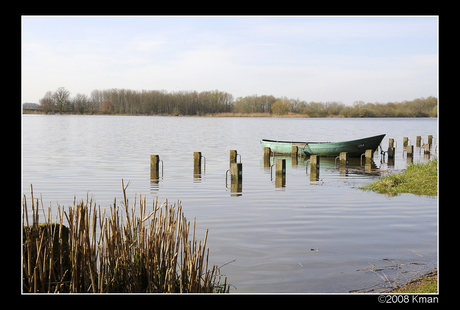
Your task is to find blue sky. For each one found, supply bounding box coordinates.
[22,16,438,106]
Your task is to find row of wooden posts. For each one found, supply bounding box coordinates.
[150,135,435,191]
[389,134,435,158]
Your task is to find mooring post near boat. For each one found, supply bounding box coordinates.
[291,146,298,165]
[403,137,409,147]
[365,149,373,160]
[339,152,349,166]
[416,136,422,147]
[387,139,395,159]
[389,138,394,149]
[264,147,271,167]
[310,155,320,172]
[276,158,286,176]
[275,159,286,188]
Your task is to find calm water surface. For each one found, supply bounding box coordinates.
[22,115,438,293]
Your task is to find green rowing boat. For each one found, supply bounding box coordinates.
[260,134,385,157]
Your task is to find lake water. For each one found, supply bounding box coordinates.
[22,115,438,293]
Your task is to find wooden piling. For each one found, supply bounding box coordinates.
[194,152,202,167]
[416,136,422,147]
[365,149,373,160]
[230,150,237,165]
[403,137,408,147]
[291,146,298,157]
[230,162,242,181]
[428,135,433,146]
[423,144,430,155]
[264,147,271,167]
[406,145,414,156]
[310,155,320,171]
[387,147,395,158]
[339,152,348,166]
[150,155,160,180]
[276,159,286,176]
[389,138,394,149]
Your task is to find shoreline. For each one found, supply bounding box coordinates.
[389,271,438,294]
[22,110,437,118]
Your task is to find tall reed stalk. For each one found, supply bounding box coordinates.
[22,180,230,293]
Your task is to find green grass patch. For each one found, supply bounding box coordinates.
[391,272,438,293]
[360,159,437,196]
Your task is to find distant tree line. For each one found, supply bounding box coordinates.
[36,87,437,117]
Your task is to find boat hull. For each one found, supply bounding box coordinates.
[260,134,386,157]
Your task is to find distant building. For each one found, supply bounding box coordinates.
[23,103,40,110]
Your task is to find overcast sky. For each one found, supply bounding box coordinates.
[21,16,438,106]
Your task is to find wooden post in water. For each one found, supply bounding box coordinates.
[276,158,286,176]
[230,162,243,181]
[310,155,320,172]
[194,152,202,167]
[230,150,238,165]
[275,159,286,188]
[416,136,422,147]
[428,135,433,146]
[194,152,202,177]
[406,145,414,156]
[403,137,409,147]
[339,152,348,166]
[387,138,395,159]
[365,149,373,160]
[387,147,395,158]
[263,147,271,167]
[150,155,160,180]
[423,144,430,155]
[291,146,298,165]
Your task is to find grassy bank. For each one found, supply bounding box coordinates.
[22,180,230,293]
[360,159,438,196]
[391,271,438,293]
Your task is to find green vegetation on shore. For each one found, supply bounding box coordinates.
[391,272,437,293]
[360,159,438,196]
[27,86,437,117]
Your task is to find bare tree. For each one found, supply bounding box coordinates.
[39,91,55,113]
[53,87,70,113]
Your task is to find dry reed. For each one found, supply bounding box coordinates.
[22,180,230,293]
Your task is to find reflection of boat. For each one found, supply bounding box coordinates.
[260,134,385,157]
